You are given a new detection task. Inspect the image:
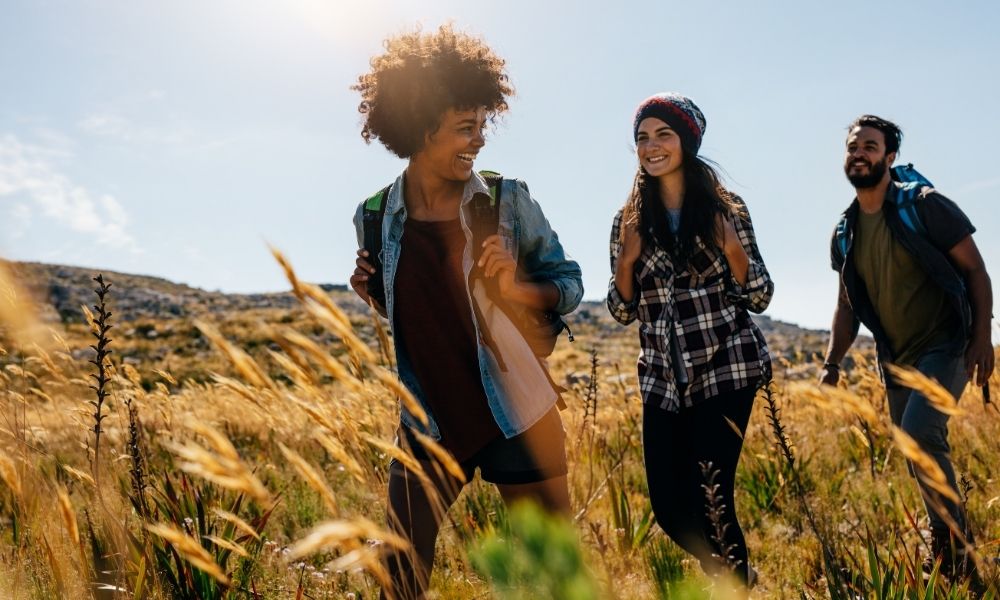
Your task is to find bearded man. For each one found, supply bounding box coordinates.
[821,114,993,580]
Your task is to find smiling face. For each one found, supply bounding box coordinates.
[844,126,895,189]
[416,106,488,182]
[636,117,683,178]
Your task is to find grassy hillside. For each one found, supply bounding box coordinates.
[0,258,995,599]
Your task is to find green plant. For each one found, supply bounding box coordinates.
[608,475,654,552]
[146,473,274,599]
[470,501,600,600]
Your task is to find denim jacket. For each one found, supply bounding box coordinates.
[354,170,583,439]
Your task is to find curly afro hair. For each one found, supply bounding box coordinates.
[353,24,513,158]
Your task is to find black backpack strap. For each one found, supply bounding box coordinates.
[362,185,391,308]
[470,171,503,262]
[468,171,508,369]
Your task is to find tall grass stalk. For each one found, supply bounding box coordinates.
[87,274,113,486]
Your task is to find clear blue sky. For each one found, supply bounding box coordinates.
[2,0,998,330]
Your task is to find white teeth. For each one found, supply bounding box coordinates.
[647,156,666,163]
[458,153,476,161]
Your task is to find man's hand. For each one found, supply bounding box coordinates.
[965,332,996,387]
[819,364,840,387]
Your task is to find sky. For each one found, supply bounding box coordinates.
[2,0,999,331]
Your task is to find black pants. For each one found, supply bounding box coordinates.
[643,385,757,583]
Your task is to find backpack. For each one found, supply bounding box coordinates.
[833,163,932,265]
[361,171,573,359]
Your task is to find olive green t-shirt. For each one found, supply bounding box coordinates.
[853,208,960,365]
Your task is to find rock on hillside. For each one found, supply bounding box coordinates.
[8,261,356,324]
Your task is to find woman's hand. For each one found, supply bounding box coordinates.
[479,234,518,297]
[714,212,742,255]
[349,249,386,315]
[715,212,750,285]
[620,219,643,266]
[613,220,643,304]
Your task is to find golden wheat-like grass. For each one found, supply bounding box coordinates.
[56,487,79,544]
[210,374,268,411]
[268,350,317,389]
[204,535,249,558]
[146,523,230,585]
[287,517,409,560]
[884,364,963,416]
[278,442,339,515]
[0,261,46,348]
[301,297,378,363]
[790,381,879,424]
[409,429,467,484]
[168,421,271,504]
[0,450,22,499]
[360,433,431,486]
[61,465,95,487]
[890,426,960,503]
[276,328,365,394]
[212,508,261,541]
[314,432,367,485]
[371,367,429,427]
[195,320,279,395]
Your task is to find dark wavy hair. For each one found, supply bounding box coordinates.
[621,151,741,262]
[848,114,903,154]
[352,25,514,158]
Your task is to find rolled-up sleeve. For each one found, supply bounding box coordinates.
[727,196,773,314]
[513,180,584,315]
[607,209,639,325]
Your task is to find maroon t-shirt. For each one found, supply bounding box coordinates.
[393,217,502,461]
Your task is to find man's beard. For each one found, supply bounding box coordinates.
[845,156,888,189]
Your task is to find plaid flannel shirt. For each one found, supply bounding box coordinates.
[607,195,773,411]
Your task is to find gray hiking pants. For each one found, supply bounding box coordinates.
[886,348,969,534]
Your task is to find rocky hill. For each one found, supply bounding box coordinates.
[7,261,839,361]
[9,261,356,323]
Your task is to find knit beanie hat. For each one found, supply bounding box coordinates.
[632,92,707,154]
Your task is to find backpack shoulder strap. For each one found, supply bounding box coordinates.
[833,213,850,267]
[361,184,392,306]
[362,184,391,257]
[470,171,503,253]
[893,182,929,237]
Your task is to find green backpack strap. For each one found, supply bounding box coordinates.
[479,170,503,206]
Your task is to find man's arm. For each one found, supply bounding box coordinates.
[947,234,995,386]
[820,278,859,386]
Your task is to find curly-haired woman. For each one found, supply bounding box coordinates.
[608,93,773,590]
[348,25,582,599]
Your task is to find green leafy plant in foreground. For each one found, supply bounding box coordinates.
[469,501,600,600]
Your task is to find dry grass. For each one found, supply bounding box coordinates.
[0,255,998,599]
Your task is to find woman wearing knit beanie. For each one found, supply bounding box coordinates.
[606,92,774,591]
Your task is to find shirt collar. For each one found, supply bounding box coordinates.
[385,169,491,215]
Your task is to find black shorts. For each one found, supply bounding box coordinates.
[398,407,568,485]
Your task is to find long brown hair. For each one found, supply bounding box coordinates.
[621,150,741,262]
